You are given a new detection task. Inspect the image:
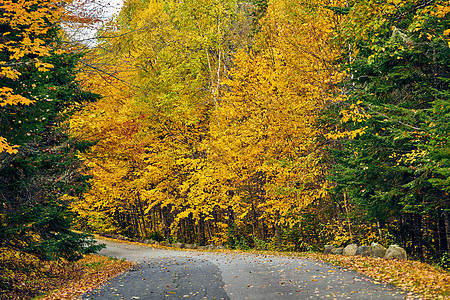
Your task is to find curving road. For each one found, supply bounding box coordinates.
[81,239,409,299]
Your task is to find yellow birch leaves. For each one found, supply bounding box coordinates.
[211,0,344,227]
[70,0,347,243]
[0,0,63,153]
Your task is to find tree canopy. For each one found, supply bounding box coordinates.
[2,0,448,263]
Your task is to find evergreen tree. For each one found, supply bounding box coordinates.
[0,0,103,261]
[328,0,450,260]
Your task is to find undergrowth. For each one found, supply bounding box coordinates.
[0,248,132,300]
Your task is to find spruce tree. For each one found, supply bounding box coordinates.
[328,0,450,260]
[0,0,103,261]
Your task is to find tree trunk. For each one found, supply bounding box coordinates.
[160,206,168,238]
[343,193,353,242]
[197,214,206,246]
[206,219,213,243]
[137,193,147,238]
[414,214,424,261]
[376,221,383,239]
[444,211,450,253]
[274,211,281,250]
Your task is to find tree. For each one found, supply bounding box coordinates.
[328,0,450,260]
[0,0,103,261]
[209,0,344,248]
[70,0,347,249]
[0,0,61,153]
[70,0,251,244]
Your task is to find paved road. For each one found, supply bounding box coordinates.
[82,240,408,299]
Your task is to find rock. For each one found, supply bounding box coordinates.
[385,245,407,260]
[371,243,387,258]
[343,243,358,256]
[184,244,198,250]
[324,245,335,254]
[216,245,225,250]
[116,234,130,241]
[99,233,114,239]
[205,244,216,250]
[356,245,371,257]
[144,239,157,244]
[172,242,183,249]
[331,247,343,255]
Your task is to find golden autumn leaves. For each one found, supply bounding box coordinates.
[67,0,347,244]
[0,0,63,153]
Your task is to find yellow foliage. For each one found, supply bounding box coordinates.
[71,0,347,245]
[210,0,345,229]
[0,0,64,153]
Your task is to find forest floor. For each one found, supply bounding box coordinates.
[299,252,449,299]
[0,248,132,300]
[1,239,449,299]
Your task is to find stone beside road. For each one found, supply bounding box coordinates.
[324,243,407,260]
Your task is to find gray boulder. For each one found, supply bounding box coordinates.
[116,234,130,241]
[385,245,407,260]
[205,244,216,250]
[184,244,198,250]
[343,243,358,256]
[371,243,387,258]
[355,245,371,257]
[331,247,343,255]
[172,242,183,249]
[324,245,335,254]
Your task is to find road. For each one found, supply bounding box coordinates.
[81,239,408,299]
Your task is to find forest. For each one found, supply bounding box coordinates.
[1,0,449,265]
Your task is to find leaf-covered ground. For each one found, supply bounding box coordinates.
[76,237,450,300]
[298,253,450,299]
[84,237,450,299]
[3,239,448,300]
[0,248,132,300]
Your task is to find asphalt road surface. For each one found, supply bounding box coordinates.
[81,239,409,299]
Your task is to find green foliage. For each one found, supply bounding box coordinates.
[0,0,102,261]
[438,252,450,270]
[253,237,268,251]
[147,231,165,242]
[227,224,252,250]
[324,5,351,15]
[327,0,450,260]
